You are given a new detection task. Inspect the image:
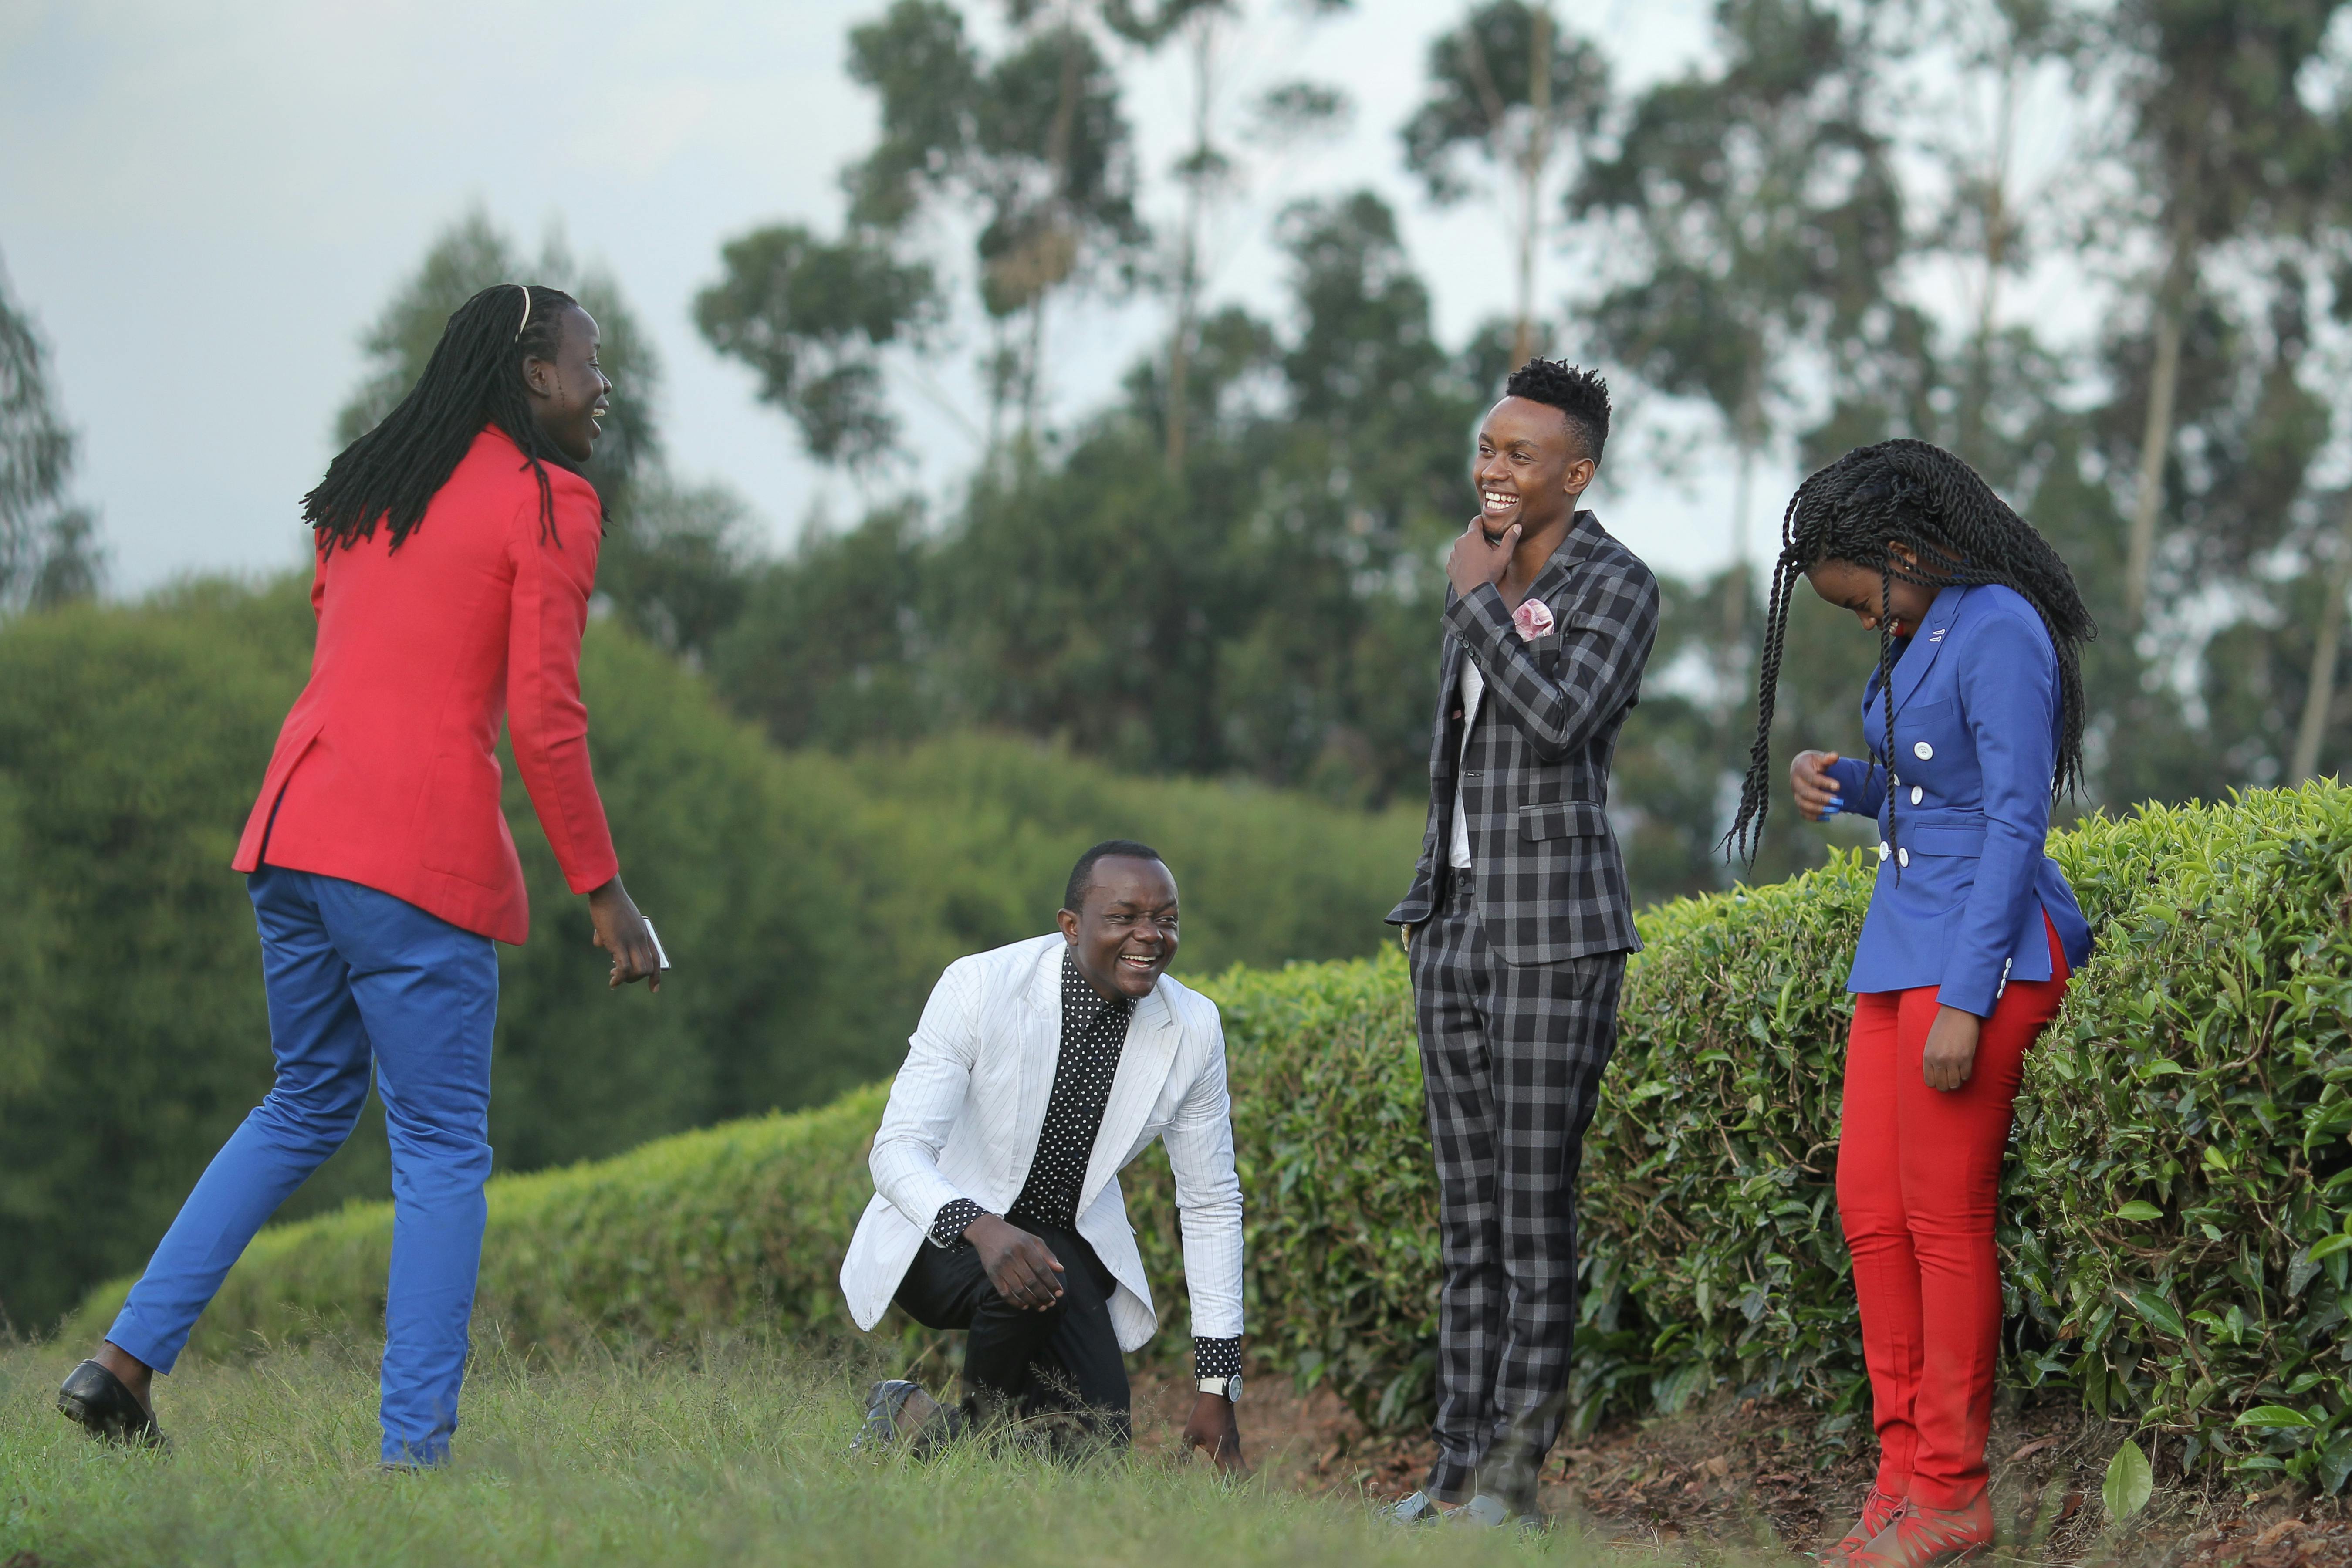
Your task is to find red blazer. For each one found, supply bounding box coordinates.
[233,426,621,944]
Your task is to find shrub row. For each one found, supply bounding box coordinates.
[0,579,1420,1329]
[69,1087,888,1360]
[68,785,2352,1490]
[1139,783,2352,1491]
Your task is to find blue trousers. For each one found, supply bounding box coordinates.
[108,866,498,1466]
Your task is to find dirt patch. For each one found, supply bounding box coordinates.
[1131,1372,2352,1564]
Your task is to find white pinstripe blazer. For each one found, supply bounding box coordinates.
[839,933,1244,1352]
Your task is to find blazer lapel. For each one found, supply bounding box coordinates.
[1886,585,1967,719]
[1012,942,1062,1173]
[1078,981,1182,1215]
[1523,509,1602,610]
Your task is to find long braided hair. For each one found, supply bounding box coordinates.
[302,283,585,552]
[1724,438,2094,862]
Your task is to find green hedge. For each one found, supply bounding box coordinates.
[68,1087,887,1359]
[67,785,2352,1491]
[1141,782,2352,1487]
[0,578,1420,1330]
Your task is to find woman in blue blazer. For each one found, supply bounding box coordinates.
[1727,440,2095,1568]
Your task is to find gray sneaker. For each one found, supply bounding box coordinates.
[1452,1492,1544,1531]
[1383,1490,1447,1525]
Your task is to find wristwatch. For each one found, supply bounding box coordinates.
[1197,1375,1242,1402]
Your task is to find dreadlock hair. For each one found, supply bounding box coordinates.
[302,282,585,553]
[1503,358,1611,463]
[1724,438,2095,865]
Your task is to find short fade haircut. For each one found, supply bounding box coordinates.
[1504,359,1611,463]
[1062,839,1168,916]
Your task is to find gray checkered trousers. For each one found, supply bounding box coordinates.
[1387,513,1659,1512]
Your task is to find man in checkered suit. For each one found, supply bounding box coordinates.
[1384,361,1658,1528]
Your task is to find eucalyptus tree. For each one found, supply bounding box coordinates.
[1572,0,1908,615]
[931,189,1477,791]
[1403,0,1609,371]
[1119,0,1354,471]
[2088,263,2330,798]
[2289,478,2352,782]
[2290,375,2352,784]
[0,258,102,609]
[2283,113,2352,784]
[1903,0,2078,468]
[693,224,941,469]
[2105,0,2343,629]
[839,0,1149,443]
[1120,0,1232,470]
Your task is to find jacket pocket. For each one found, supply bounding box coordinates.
[1907,825,1986,857]
[417,750,512,888]
[1893,700,1957,764]
[1518,800,1609,842]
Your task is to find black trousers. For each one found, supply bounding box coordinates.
[894,1222,1131,1445]
[1410,871,1625,1513]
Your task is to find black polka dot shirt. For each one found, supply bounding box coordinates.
[926,949,1240,1382]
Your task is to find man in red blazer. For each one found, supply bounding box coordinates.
[57,283,662,1468]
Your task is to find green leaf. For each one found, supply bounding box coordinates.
[2128,1290,2189,1340]
[2115,1201,2164,1222]
[2236,1406,2315,1429]
[2320,1435,2352,1497]
[2307,1233,2352,1262]
[2103,1439,2153,1521]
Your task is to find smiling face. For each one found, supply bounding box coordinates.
[523,305,612,464]
[1473,395,1596,543]
[1058,856,1180,1002]
[1805,552,1943,639]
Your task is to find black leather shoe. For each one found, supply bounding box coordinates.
[57,1359,165,1449]
[854,1379,963,1457]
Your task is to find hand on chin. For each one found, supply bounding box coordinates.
[1447,515,1519,597]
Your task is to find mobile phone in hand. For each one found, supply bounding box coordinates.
[642,919,672,971]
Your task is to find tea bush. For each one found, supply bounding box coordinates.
[2011,793,2352,1494]
[0,579,1419,1330]
[1139,784,2352,1488]
[66,785,2352,1491]
[67,1088,889,1360]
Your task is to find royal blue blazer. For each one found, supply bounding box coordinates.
[1821,583,2093,1016]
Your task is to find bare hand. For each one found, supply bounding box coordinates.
[587,877,662,992]
[965,1214,1064,1310]
[1446,517,1518,598]
[1922,1005,1982,1091]
[1790,749,1845,822]
[1181,1391,1245,1474]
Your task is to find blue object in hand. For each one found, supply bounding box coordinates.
[1822,795,1844,818]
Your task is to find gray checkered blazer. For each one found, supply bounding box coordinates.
[1386,513,1659,966]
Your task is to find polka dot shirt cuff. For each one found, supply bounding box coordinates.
[929,1198,984,1248]
[1193,1337,1241,1380]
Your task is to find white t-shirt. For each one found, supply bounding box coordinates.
[1448,656,1486,870]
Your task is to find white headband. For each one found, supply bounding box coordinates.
[514,284,532,341]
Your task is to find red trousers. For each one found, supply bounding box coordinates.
[1837,917,2069,1509]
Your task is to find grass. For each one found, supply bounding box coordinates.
[0,1336,1600,1568]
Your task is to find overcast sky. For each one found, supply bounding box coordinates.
[1,0,1808,597]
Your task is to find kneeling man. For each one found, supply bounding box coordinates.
[839,840,1244,1466]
